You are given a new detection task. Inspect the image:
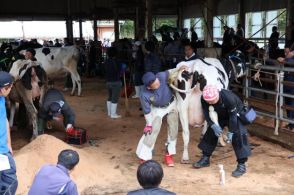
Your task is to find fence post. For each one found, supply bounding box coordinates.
[277,71,285,135]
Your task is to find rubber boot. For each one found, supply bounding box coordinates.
[132,86,140,98]
[232,163,246,178]
[107,101,111,116]
[110,103,121,119]
[193,155,210,168]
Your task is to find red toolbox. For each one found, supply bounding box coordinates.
[66,127,87,145]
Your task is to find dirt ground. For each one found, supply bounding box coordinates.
[11,77,294,195]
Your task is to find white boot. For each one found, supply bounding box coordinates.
[132,86,140,98]
[107,101,111,116]
[110,103,121,119]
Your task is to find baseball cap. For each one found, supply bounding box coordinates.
[49,102,62,117]
[142,72,156,87]
[0,71,14,88]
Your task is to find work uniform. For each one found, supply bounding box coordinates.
[28,164,78,195]
[38,88,75,134]
[136,71,178,161]
[199,89,251,162]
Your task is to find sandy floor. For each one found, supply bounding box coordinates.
[11,77,294,195]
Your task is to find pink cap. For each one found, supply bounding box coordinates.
[203,85,219,102]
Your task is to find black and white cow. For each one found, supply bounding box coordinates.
[169,53,246,163]
[9,60,47,139]
[21,46,81,96]
[169,58,228,163]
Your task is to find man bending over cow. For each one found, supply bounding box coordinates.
[193,85,251,178]
[136,71,178,167]
[37,88,75,135]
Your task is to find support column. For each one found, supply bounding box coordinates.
[114,8,119,41]
[286,0,294,42]
[93,19,97,41]
[136,1,146,41]
[177,5,183,29]
[146,0,153,39]
[79,18,83,40]
[203,0,215,47]
[66,0,73,43]
[66,19,73,43]
[238,0,245,33]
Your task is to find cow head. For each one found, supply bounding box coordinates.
[228,50,246,82]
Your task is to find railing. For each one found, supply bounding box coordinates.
[231,57,294,135]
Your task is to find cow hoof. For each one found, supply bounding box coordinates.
[63,88,69,92]
[180,159,190,164]
[70,93,75,96]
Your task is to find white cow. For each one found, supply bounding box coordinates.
[22,46,81,96]
[169,58,229,163]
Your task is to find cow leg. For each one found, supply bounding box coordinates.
[65,58,82,96]
[24,101,38,141]
[9,102,16,128]
[179,101,190,164]
[17,87,38,140]
[69,71,77,96]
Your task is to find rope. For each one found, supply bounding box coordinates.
[253,68,262,87]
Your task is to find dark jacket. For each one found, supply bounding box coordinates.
[38,88,75,126]
[128,187,176,195]
[201,89,243,131]
[144,53,161,74]
[105,57,121,82]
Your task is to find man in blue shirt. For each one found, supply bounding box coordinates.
[0,71,18,195]
[136,71,178,167]
[29,149,79,195]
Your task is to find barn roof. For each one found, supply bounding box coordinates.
[0,0,289,21]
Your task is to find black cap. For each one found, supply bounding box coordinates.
[49,102,62,117]
[26,48,36,56]
[0,71,14,88]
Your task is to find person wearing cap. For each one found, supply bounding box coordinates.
[37,88,75,135]
[0,71,18,195]
[193,85,251,178]
[132,41,145,98]
[28,149,79,195]
[136,71,178,167]
[25,48,37,61]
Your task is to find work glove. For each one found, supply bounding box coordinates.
[211,124,223,137]
[226,132,234,143]
[66,124,74,133]
[143,125,152,135]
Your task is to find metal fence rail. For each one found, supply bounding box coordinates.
[237,58,294,135]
